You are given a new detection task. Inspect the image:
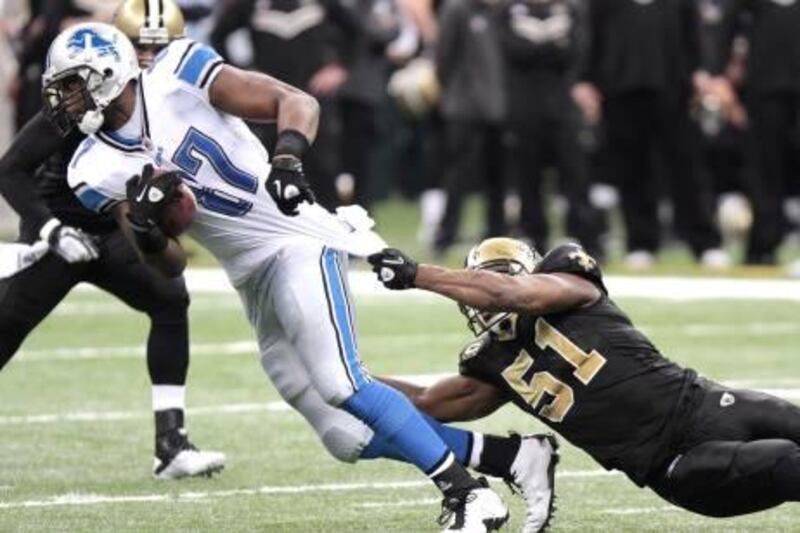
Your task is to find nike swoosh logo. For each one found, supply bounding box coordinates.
[135,188,147,203]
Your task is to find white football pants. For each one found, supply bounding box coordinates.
[237,237,374,462]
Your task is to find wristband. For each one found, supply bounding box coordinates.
[39,218,62,244]
[274,129,310,159]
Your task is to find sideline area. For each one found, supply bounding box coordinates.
[75,268,800,301]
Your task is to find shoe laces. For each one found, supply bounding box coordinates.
[437,489,477,527]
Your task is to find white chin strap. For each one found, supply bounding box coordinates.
[78,109,105,134]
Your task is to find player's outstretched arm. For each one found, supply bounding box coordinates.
[378,374,508,423]
[369,248,601,315]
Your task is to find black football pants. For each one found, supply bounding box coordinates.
[649,379,800,517]
[0,229,190,386]
[604,90,721,257]
[743,92,800,264]
[435,119,507,249]
[509,112,602,257]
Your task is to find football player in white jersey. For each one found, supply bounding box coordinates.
[48,22,512,531]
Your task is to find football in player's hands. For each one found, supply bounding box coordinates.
[157,183,197,237]
[126,165,193,237]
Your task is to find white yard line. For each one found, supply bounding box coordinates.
[18,334,468,362]
[0,470,615,511]
[69,269,800,301]
[356,498,440,509]
[2,375,799,426]
[17,321,800,362]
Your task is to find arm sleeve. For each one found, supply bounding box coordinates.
[171,39,226,101]
[0,112,70,231]
[680,0,701,74]
[67,140,149,214]
[434,0,462,87]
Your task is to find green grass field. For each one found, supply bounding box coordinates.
[2,282,800,532]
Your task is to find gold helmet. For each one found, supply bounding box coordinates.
[460,237,542,336]
[113,0,185,46]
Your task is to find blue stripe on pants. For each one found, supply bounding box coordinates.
[321,248,367,389]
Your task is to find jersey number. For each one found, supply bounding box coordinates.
[172,127,259,217]
[501,318,607,423]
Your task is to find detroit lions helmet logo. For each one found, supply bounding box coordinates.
[67,28,120,61]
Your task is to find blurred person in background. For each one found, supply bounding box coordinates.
[6,0,117,131]
[0,0,225,480]
[0,0,25,148]
[709,0,800,265]
[572,0,728,270]
[433,0,507,255]
[211,0,344,207]
[695,0,752,243]
[174,0,214,41]
[498,0,603,260]
[331,0,403,209]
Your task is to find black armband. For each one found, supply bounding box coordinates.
[274,129,311,159]
[132,224,169,254]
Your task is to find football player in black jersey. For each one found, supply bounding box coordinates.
[0,0,224,480]
[370,238,800,518]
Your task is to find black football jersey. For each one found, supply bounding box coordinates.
[459,244,697,486]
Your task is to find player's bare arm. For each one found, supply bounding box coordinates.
[379,374,508,422]
[209,65,320,141]
[368,248,601,315]
[417,266,600,315]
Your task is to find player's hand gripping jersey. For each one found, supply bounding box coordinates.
[67,39,383,285]
[458,244,699,486]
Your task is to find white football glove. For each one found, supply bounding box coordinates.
[39,218,99,264]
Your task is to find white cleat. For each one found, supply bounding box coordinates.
[507,434,559,533]
[154,448,226,480]
[153,429,226,480]
[439,477,509,532]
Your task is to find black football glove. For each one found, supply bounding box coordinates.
[367,248,418,290]
[265,156,315,216]
[125,164,182,253]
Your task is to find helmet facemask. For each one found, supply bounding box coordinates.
[42,67,107,136]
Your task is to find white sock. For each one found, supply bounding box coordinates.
[429,452,455,478]
[469,432,484,469]
[152,385,186,412]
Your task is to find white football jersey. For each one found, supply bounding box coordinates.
[67,38,383,286]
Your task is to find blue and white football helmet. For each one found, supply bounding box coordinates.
[42,22,139,135]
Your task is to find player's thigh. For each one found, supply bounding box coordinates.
[258,334,372,461]
[268,240,368,405]
[689,379,800,444]
[0,254,82,361]
[653,439,799,517]
[86,231,189,316]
